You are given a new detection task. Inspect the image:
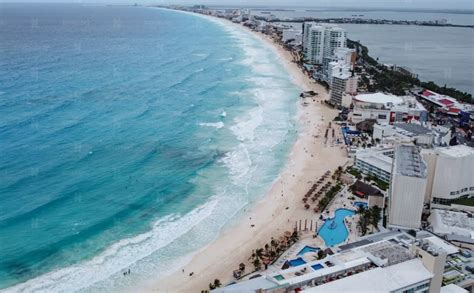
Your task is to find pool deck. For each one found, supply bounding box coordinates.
[315,185,366,248]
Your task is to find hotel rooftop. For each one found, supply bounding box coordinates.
[214,231,464,293]
[436,144,474,158]
[394,145,427,178]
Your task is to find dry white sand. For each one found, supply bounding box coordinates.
[142,15,350,293]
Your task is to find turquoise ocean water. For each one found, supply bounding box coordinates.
[0,4,300,291]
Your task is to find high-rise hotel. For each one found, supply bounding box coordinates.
[302,23,347,65]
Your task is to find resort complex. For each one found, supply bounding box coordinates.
[158,5,474,293]
[2,2,473,292]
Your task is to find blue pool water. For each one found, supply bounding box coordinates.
[353,201,368,209]
[311,264,324,271]
[288,258,306,267]
[318,208,356,247]
[297,246,320,256]
[0,4,300,291]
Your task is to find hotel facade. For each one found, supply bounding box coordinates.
[422,145,474,207]
[303,23,347,65]
[388,145,428,229]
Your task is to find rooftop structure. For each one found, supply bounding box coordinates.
[436,144,474,158]
[418,89,472,116]
[215,232,462,293]
[429,209,474,245]
[354,146,393,183]
[394,144,427,178]
[373,122,451,147]
[304,259,432,292]
[350,93,427,124]
[441,284,469,293]
[354,92,404,106]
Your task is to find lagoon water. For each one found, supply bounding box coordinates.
[256,9,474,95]
[340,24,474,95]
[0,4,300,291]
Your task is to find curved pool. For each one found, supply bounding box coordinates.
[318,208,355,247]
[297,246,320,256]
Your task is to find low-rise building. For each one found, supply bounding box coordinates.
[429,209,474,249]
[354,147,394,183]
[373,122,451,147]
[215,232,460,293]
[282,29,302,44]
[417,89,473,116]
[349,93,427,124]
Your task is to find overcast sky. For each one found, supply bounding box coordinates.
[2,0,473,10]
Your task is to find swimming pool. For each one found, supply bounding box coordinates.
[297,246,320,256]
[318,208,356,247]
[311,264,324,271]
[288,257,306,267]
[274,274,285,281]
[353,201,368,209]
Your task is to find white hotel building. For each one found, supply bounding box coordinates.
[349,93,428,124]
[354,146,394,183]
[389,145,428,230]
[422,145,474,206]
[303,23,347,65]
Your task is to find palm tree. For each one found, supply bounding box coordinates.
[239,262,245,272]
[357,208,369,236]
[369,206,382,232]
[213,279,222,288]
[264,243,270,256]
[290,230,299,244]
[252,258,261,271]
[356,205,365,215]
[270,238,278,253]
[317,250,326,260]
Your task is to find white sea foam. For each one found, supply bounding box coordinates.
[192,53,208,58]
[199,121,224,129]
[1,201,218,293]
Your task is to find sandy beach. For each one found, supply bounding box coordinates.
[143,15,350,293]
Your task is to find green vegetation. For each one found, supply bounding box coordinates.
[366,175,389,191]
[348,39,473,104]
[346,167,362,179]
[451,197,474,207]
[317,183,343,211]
[208,279,222,290]
[357,206,382,236]
[248,231,299,272]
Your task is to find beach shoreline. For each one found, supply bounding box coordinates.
[141,11,350,292]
